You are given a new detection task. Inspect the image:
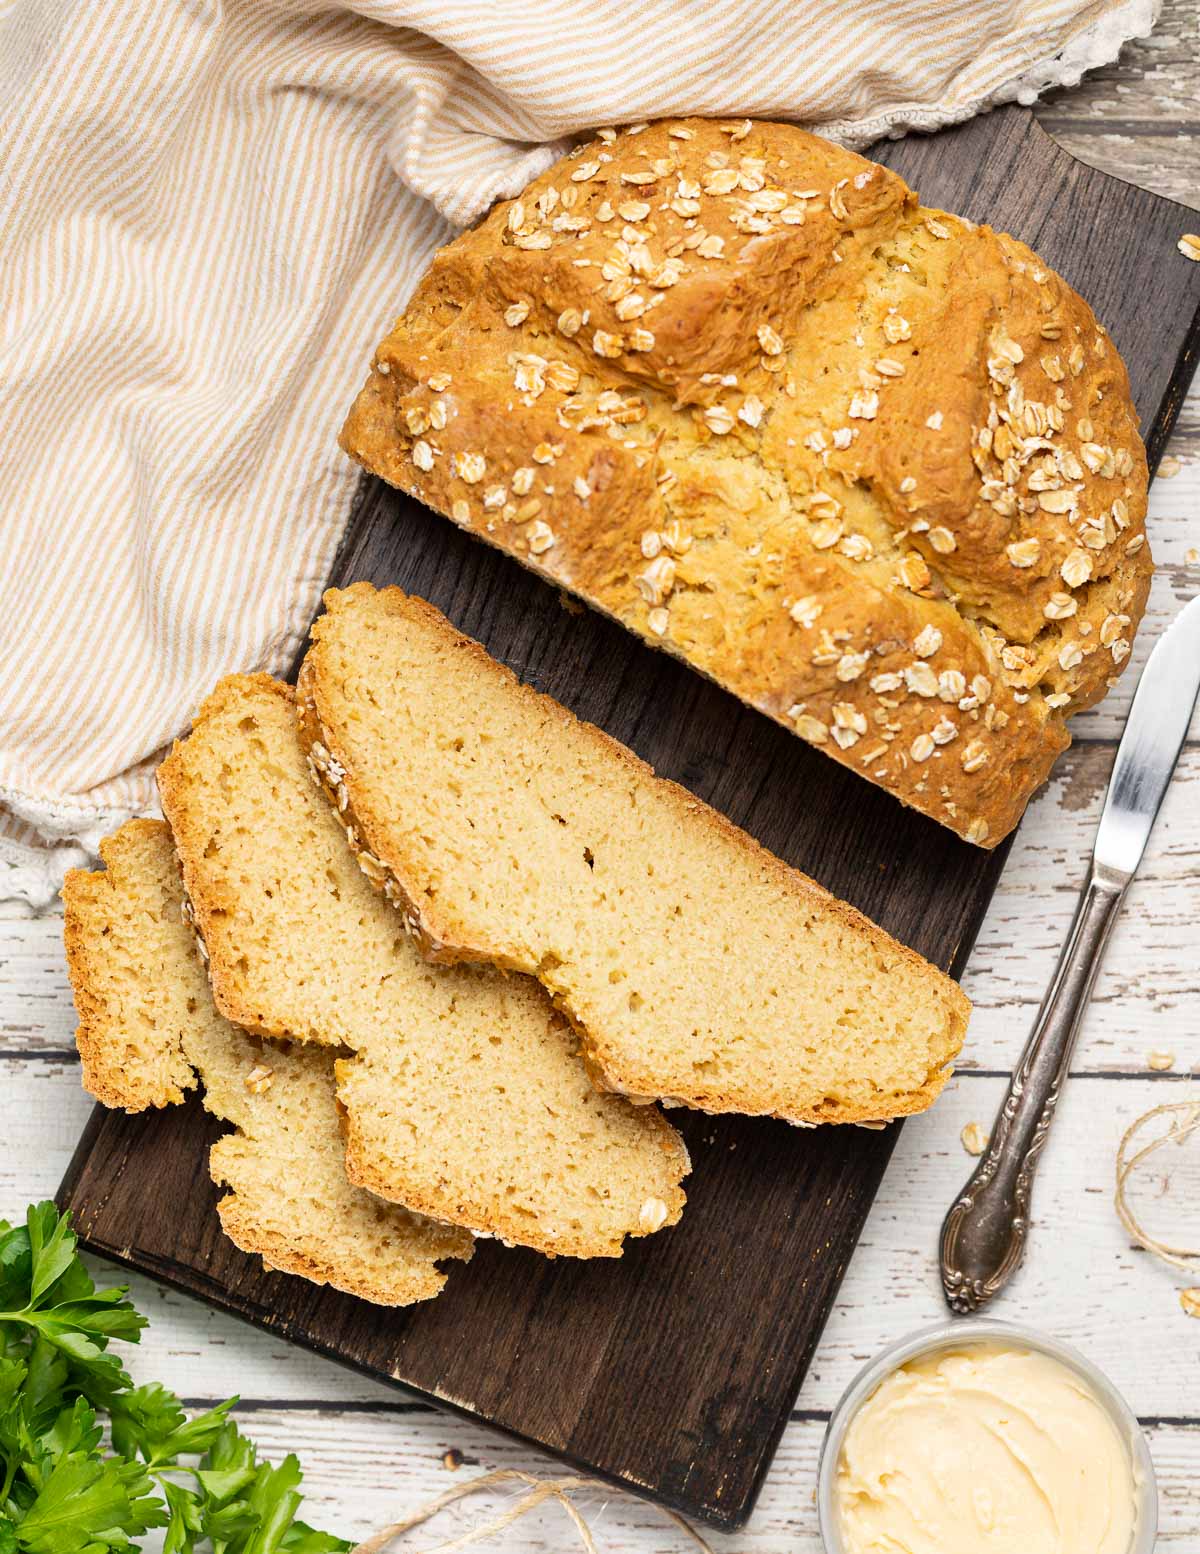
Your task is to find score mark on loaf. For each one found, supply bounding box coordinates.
[341,116,1152,847]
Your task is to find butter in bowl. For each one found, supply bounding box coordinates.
[817,1322,1156,1554]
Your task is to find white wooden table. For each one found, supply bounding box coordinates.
[3,13,1199,1547]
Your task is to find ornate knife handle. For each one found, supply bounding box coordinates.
[940,866,1127,1314]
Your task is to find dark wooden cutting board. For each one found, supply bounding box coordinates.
[58,106,1200,1530]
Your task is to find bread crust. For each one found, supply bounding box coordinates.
[63,817,471,1306]
[211,1191,448,1305]
[64,819,200,1110]
[340,117,1151,848]
[157,675,328,1044]
[299,583,969,1126]
[159,673,689,1258]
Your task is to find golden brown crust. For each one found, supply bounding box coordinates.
[63,816,469,1306]
[211,1199,435,1303]
[156,675,318,1045]
[300,583,969,1126]
[63,819,198,1111]
[329,1050,687,1258]
[341,117,1151,848]
[212,1188,456,1305]
[161,671,690,1257]
[296,667,696,1209]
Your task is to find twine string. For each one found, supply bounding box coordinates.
[348,1467,717,1554]
[348,1098,1200,1554]
[1115,1100,1200,1273]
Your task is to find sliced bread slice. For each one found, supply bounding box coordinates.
[63,819,472,1305]
[298,584,971,1126]
[156,675,688,1257]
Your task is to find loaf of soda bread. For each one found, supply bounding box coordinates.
[298,584,970,1125]
[341,116,1151,848]
[157,674,689,1257]
[63,819,473,1305]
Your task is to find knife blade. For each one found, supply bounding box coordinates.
[1095,592,1200,882]
[939,591,1200,1312]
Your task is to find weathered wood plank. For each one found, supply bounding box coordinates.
[0,916,79,1053]
[961,742,1200,1071]
[1043,133,1200,212]
[186,1409,1200,1551]
[8,1064,1200,1419]
[5,28,1200,1545]
[1036,0,1199,127]
[15,740,1199,1071]
[1032,0,1199,210]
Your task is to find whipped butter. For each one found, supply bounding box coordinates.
[834,1344,1138,1554]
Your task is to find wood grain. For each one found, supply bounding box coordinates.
[1036,0,1200,211]
[55,104,1200,1530]
[169,1412,1200,1549]
[8,39,1199,1549]
[19,1065,1200,1416]
[12,737,1200,1076]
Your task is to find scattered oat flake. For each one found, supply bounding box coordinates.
[1147,1050,1176,1072]
[1178,234,1200,262]
[961,1121,989,1156]
[1181,1289,1200,1318]
[848,391,878,420]
[1186,548,1200,567]
[638,1196,669,1231]
[928,526,956,555]
[910,733,935,763]
[1158,456,1181,478]
[442,1448,464,1472]
[527,520,555,554]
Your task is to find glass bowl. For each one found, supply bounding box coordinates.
[816,1319,1157,1554]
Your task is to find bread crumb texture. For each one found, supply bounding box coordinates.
[155,677,688,1258]
[62,819,472,1305]
[341,117,1151,848]
[301,584,971,1126]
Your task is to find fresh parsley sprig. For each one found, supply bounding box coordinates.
[0,1204,350,1553]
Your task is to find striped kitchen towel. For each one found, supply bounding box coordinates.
[0,0,1157,906]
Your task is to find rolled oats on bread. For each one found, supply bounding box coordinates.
[341,117,1152,847]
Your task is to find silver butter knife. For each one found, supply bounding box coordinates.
[940,593,1200,1314]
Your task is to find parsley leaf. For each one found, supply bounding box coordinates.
[0,1205,350,1553]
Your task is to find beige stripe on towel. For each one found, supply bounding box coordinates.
[0,0,1154,905]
